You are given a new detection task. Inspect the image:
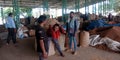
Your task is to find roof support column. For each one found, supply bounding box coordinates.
[99,1,103,15]
[1,7,4,24]
[92,4,96,14]
[75,0,80,12]
[87,6,89,13]
[27,8,32,17]
[84,0,87,14]
[105,0,107,15]
[103,1,106,15]
[109,0,114,11]
[98,3,100,14]
[94,4,97,14]
[62,0,67,23]
[12,0,20,28]
[43,0,49,17]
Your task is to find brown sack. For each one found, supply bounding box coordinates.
[80,31,90,47]
[44,18,60,29]
[48,40,55,56]
[29,30,35,37]
[58,34,65,51]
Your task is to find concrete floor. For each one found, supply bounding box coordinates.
[0,37,120,60]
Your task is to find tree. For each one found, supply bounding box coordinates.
[2,7,32,18]
[3,7,13,17]
[20,7,32,17]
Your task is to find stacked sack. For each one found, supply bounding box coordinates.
[79,31,90,47]
[44,18,60,29]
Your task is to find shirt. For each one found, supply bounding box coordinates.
[67,17,79,34]
[52,30,60,40]
[35,25,48,53]
[49,25,65,40]
[5,17,16,28]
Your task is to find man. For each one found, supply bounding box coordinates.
[66,11,79,55]
[5,13,17,46]
[35,15,48,60]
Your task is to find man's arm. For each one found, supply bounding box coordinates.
[40,40,46,53]
[39,39,47,58]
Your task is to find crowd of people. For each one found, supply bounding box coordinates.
[35,11,80,60]
[5,11,80,60]
[5,11,120,60]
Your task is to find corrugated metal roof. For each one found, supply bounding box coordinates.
[0,0,106,8]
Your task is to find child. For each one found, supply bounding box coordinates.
[48,23,65,57]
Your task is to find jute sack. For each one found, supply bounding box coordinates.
[80,31,90,47]
[35,39,56,56]
[44,18,60,29]
[29,30,35,37]
[48,40,55,56]
[58,34,65,51]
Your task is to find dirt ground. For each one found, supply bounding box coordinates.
[0,37,120,60]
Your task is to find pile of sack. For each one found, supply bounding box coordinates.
[44,18,60,29]
[90,35,120,52]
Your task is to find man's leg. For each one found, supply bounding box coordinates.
[69,35,73,50]
[71,36,77,55]
[52,39,64,57]
[11,28,17,44]
[47,37,52,53]
[7,28,11,44]
[12,32,16,44]
[73,37,77,52]
[39,53,44,60]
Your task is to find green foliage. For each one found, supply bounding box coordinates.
[2,7,32,17]
[3,7,13,17]
[20,7,32,17]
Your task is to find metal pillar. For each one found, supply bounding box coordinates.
[106,0,109,12]
[105,0,107,14]
[94,4,97,14]
[109,0,114,11]
[12,0,20,28]
[98,2,100,14]
[102,1,104,15]
[87,6,89,13]
[43,0,49,15]
[1,7,4,24]
[27,8,32,17]
[85,0,87,14]
[75,0,80,12]
[62,0,67,22]
[100,1,103,15]
[92,4,95,14]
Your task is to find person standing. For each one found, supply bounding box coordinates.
[35,15,48,60]
[66,11,79,55]
[5,13,17,46]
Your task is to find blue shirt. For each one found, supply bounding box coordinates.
[67,17,79,34]
[5,17,16,28]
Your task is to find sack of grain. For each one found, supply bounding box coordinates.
[44,18,60,29]
[29,30,35,37]
[58,34,65,50]
[48,40,55,56]
[80,31,90,47]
